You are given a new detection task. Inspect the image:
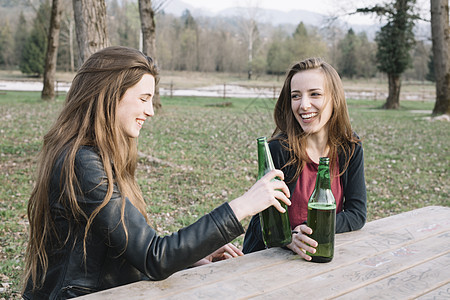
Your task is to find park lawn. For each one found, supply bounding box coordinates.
[0,91,448,298]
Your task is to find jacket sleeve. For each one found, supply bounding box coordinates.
[75,148,244,280]
[336,142,367,233]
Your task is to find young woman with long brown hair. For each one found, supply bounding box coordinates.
[22,46,291,299]
[243,58,367,260]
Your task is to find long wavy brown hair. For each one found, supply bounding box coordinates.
[23,46,159,290]
[272,57,359,182]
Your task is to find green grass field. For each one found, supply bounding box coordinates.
[0,90,448,298]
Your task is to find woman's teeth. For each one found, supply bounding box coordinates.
[136,119,144,126]
[301,112,318,119]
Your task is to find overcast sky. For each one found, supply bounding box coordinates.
[179,0,431,25]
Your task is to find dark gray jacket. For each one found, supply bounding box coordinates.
[243,136,367,253]
[24,146,244,299]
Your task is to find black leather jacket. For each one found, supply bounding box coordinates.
[23,146,244,299]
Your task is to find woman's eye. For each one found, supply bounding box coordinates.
[311,92,322,97]
[140,98,148,102]
[291,94,301,100]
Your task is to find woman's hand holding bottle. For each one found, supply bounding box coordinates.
[229,169,291,222]
[287,224,318,261]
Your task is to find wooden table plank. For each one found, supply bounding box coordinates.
[256,233,450,299]
[416,282,450,300]
[335,205,450,246]
[334,253,450,299]
[78,206,450,300]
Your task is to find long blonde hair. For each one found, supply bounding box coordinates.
[24,46,159,289]
[272,57,359,181]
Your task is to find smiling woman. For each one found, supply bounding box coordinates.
[21,46,291,299]
[243,57,367,260]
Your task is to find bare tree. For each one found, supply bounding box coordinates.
[431,0,450,116]
[42,0,63,101]
[72,0,108,65]
[138,0,168,110]
[237,0,262,80]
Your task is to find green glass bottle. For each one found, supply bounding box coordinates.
[257,137,292,248]
[306,157,336,263]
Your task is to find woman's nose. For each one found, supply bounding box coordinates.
[300,97,311,111]
[144,101,154,117]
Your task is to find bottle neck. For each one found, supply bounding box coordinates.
[309,157,335,204]
[257,137,275,180]
[315,162,331,190]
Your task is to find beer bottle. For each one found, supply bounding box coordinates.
[306,157,336,262]
[257,137,292,248]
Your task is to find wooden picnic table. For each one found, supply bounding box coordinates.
[79,206,450,299]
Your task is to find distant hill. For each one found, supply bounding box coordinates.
[164,0,340,26]
[218,7,327,27]
[163,0,381,38]
[162,0,430,42]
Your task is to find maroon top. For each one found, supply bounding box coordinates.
[288,159,343,229]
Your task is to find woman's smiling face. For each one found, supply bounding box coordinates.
[290,68,333,136]
[116,74,155,138]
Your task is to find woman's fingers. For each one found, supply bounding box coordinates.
[270,190,291,213]
[220,243,244,258]
[271,175,290,199]
[296,230,317,249]
[287,240,312,260]
[226,243,244,257]
[269,198,285,213]
[263,169,285,182]
[298,224,312,235]
[291,239,316,260]
[274,189,291,205]
[211,243,244,262]
[287,228,318,261]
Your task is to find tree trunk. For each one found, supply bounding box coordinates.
[42,0,62,101]
[138,0,161,110]
[196,26,200,71]
[248,31,253,80]
[69,18,75,72]
[247,19,255,80]
[72,0,108,65]
[383,73,401,109]
[431,0,450,116]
